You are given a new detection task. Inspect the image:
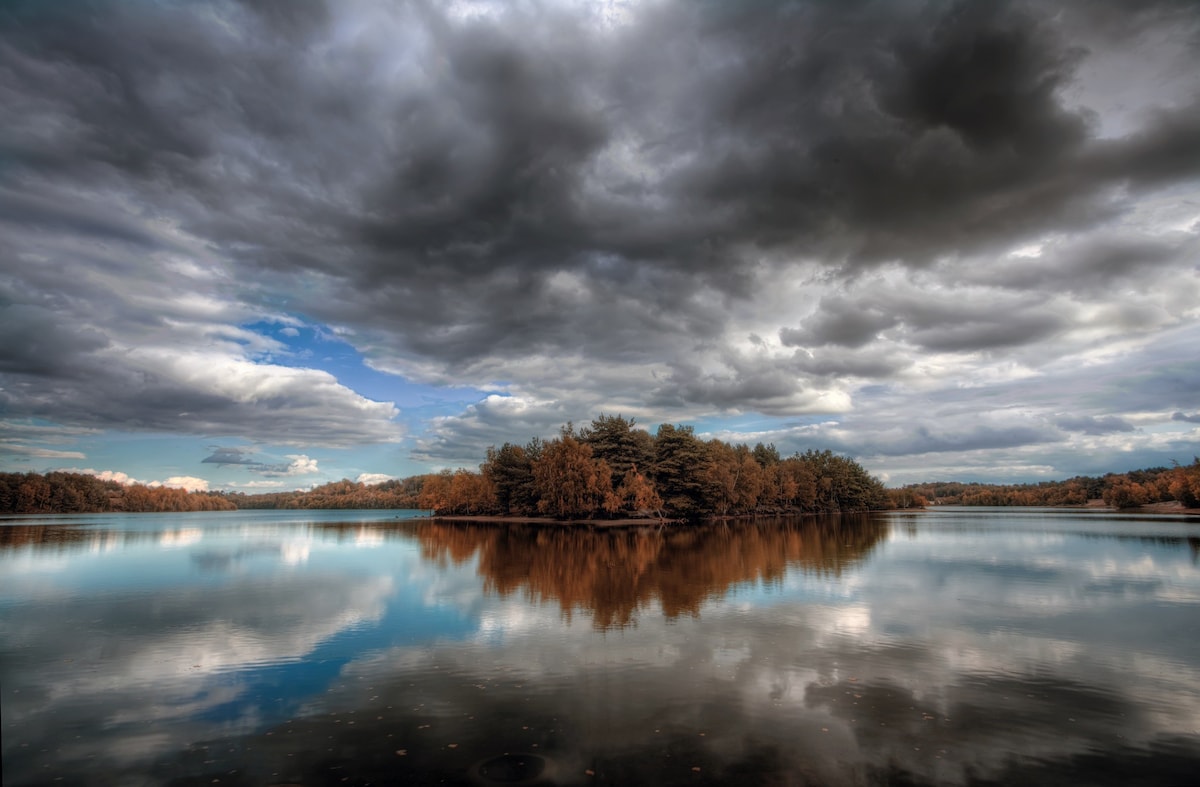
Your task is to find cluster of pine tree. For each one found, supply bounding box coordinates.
[416,415,890,520]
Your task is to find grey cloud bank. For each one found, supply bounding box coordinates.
[1,0,1197,485]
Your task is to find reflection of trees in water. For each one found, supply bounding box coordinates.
[0,525,88,549]
[0,524,150,552]
[418,515,887,629]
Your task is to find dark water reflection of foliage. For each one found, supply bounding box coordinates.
[415,516,886,629]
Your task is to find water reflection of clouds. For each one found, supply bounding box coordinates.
[5,513,1199,785]
[1,525,434,783]
[475,600,563,642]
[311,604,1106,784]
[158,527,203,547]
[353,527,386,547]
[289,516,1200,785]
[280,539,311,565]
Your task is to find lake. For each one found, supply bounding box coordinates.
[2,508,1198,786]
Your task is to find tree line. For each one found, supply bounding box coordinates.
[0,471,236,514]
[223,476,425,510]
[903,458,1200,510]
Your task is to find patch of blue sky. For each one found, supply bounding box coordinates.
[63,430,205,479]
[241,318,489,414]
[689,411,835,440]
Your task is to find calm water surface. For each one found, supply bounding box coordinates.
[2,508,1198,786]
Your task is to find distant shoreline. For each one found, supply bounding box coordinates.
[429,514,674,528]
[431,502,1200,527]
[1127,500,1200,516]
[924,500,1200,516]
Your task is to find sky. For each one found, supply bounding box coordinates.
[1,0,1198,492]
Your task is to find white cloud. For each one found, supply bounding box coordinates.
[54,468,212,492]
[91,469,139,485]
[55,468,141,485]
[1,444,87,459]
[149,476,211,492]
[280,454,319,476]
[234,480,290,489]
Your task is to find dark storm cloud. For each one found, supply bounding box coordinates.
[781,286,1069,354]
[967,231,1193,295]
[907,310,1066,352]
[412,395,575,466]
[656,0,1179,268]
[1,0,1197,472]
[5,0,1196,368]
[841,422,1059,458]
[791,348,911,380]
[0,303,110,377]
[780,301,898,349]
[881,3,1088,155]
[200,447,317,476]
[201,448,259,466]
[648,357,833,415]
[1173,412,1200,424]
[1055,414,1136,435]
[1070,325,1200,415]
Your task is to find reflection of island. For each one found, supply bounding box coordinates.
[416,516,887,629]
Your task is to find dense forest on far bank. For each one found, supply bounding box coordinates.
[903,458,1200,510]
[0,471,236,514]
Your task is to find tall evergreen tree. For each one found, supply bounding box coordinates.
[482,443,537,515]
[652,424,710,518]
[580,413,655,488]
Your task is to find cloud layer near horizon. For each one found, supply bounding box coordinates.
[1,0,1198,484]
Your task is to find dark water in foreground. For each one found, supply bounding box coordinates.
[2,508,1198,786]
